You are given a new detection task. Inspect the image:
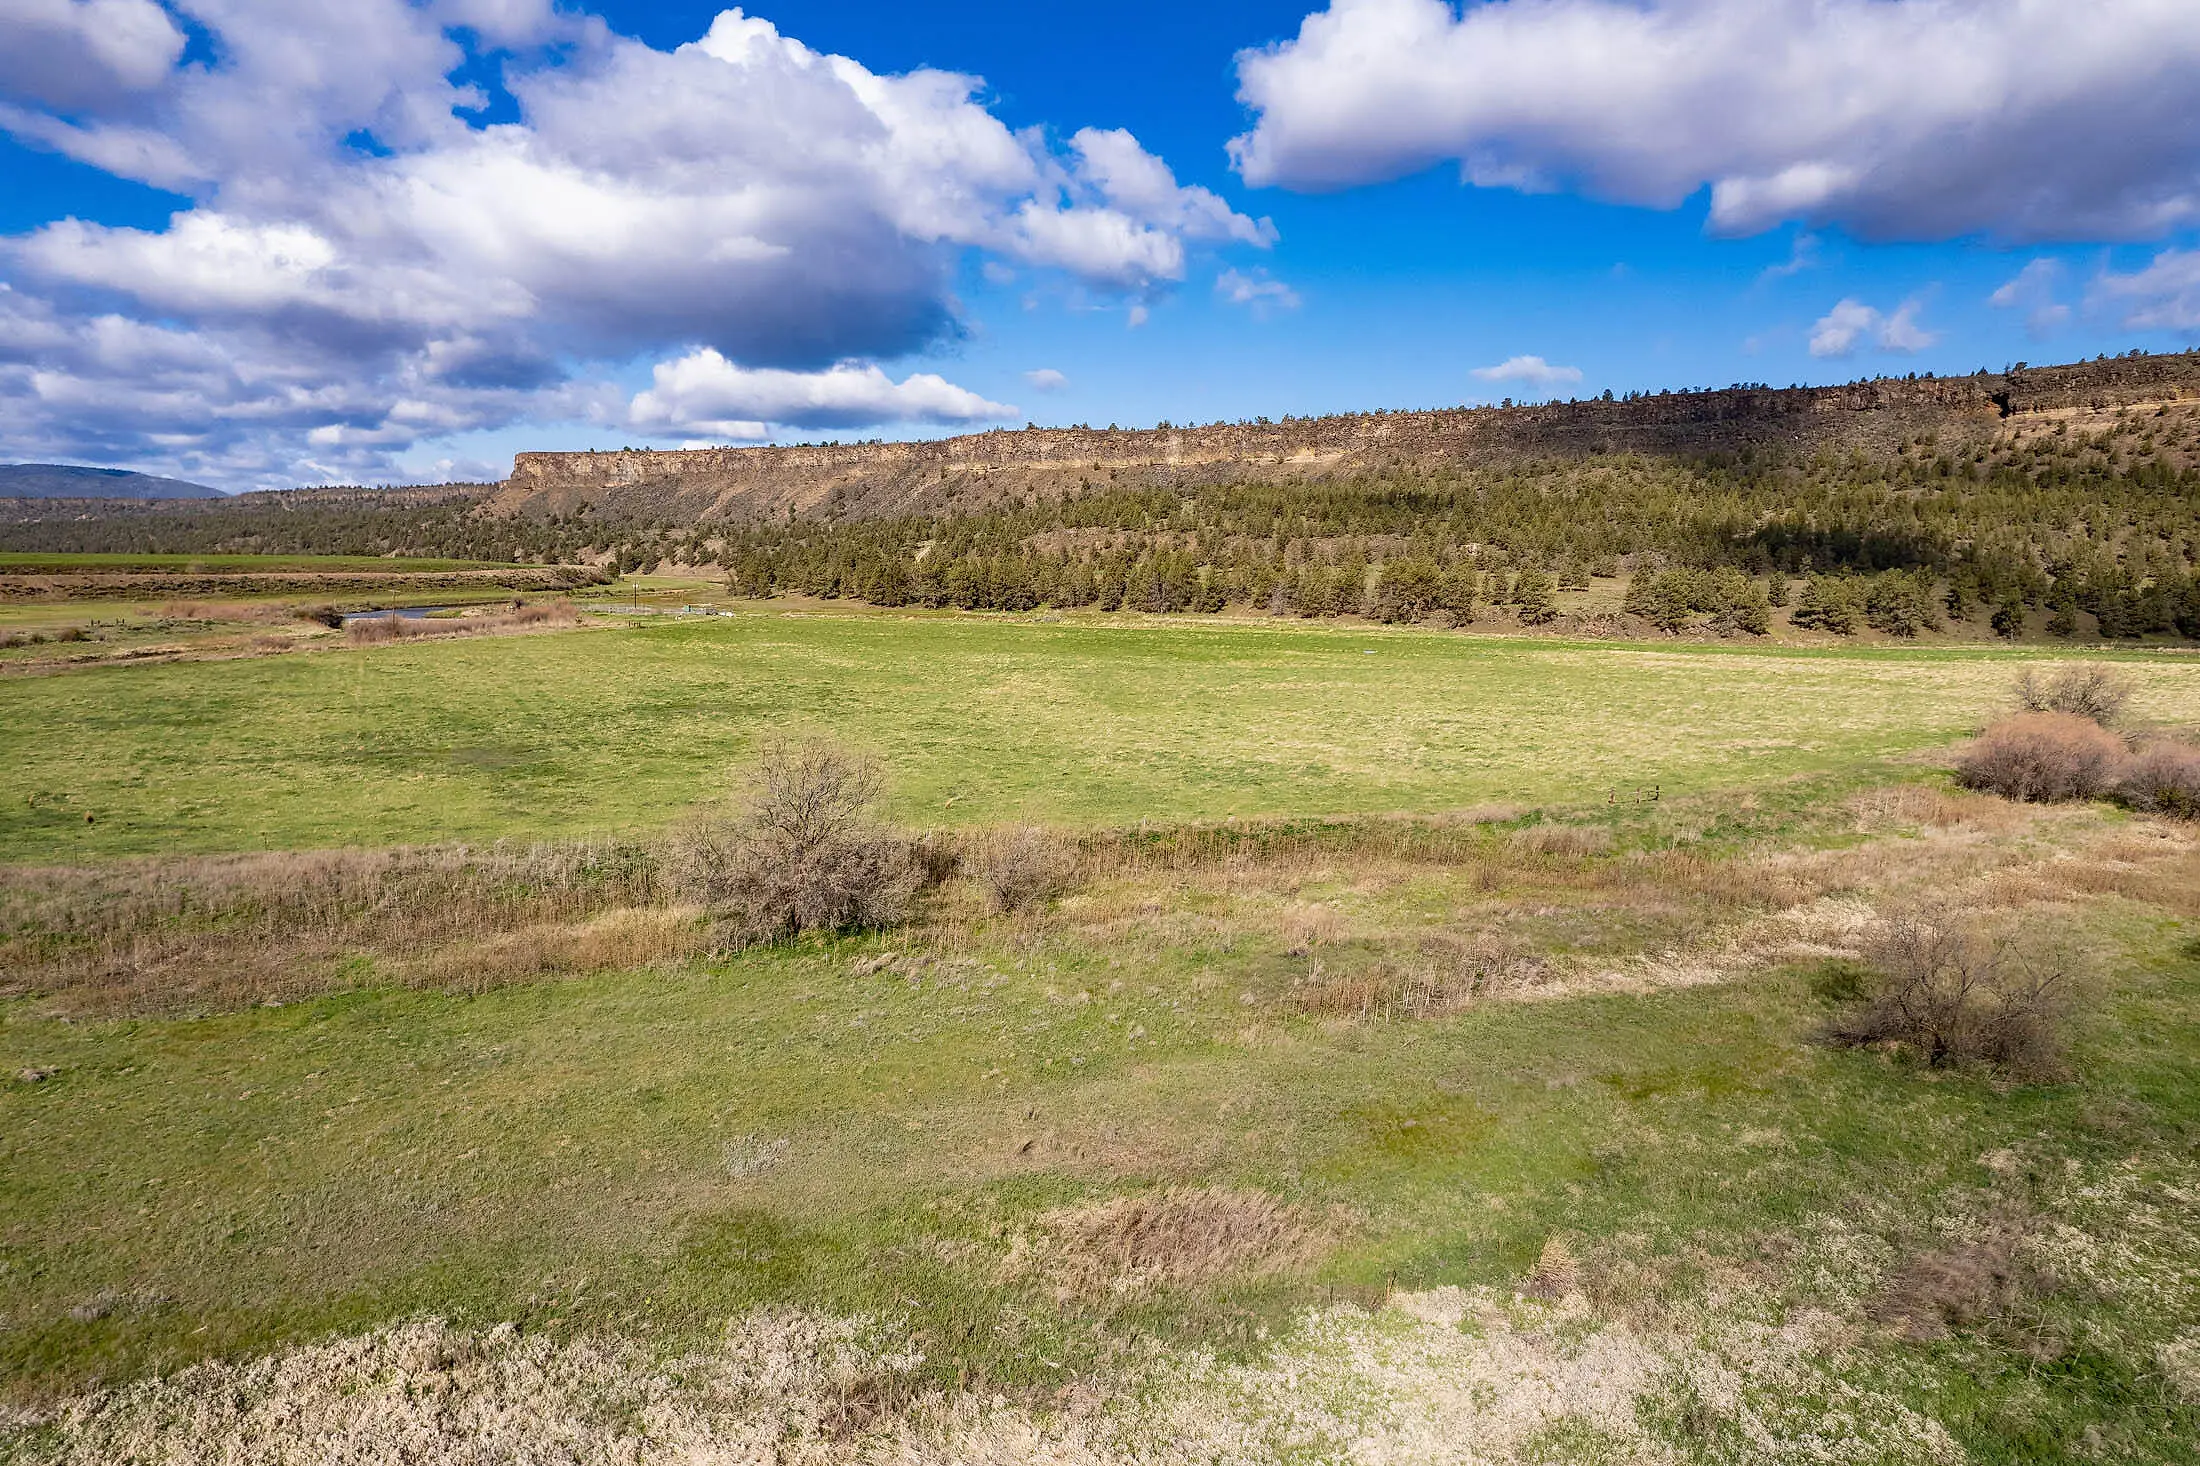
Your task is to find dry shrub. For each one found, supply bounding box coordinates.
[1019,1188,1315,1299]
[903,831,963,889]
[344,612,419,644]
[2014,662,2136,726]
[1955,713,2125,803]
[970,825,1076,914]
[2119,741,2200,820]
[506,600,577,626]
[1824,911,2080,1079]
[1508,823,1615,857]
[667,740,917,947]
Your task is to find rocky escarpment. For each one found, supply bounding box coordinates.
[493,352,2200,524]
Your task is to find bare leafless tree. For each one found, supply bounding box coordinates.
[2013,663,2136,727]
[1825,911,2080,1079]
[668,740,917,946]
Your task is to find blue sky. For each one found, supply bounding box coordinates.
[3,0,2198,490]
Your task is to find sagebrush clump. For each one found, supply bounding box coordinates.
[668,740,918,947]
[970,825,1076,914]
[2014,663,2136,726]
[1825,912,2079,1079]
[1955,713,2126,803]
[2118,741,2200,820]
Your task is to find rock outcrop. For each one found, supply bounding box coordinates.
[491,353,2200,524]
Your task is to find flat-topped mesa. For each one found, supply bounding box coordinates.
[491,352,2200,524]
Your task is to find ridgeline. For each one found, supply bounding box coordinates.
[493,351,2200,522]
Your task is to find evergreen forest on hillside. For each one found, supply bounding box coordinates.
[9,403,2200,640]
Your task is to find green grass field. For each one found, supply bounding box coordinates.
[5,813,2198,1459]
[5,608,2200,1461]
[9,606,2200,863]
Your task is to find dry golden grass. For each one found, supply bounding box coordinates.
[0,839,664,1014]
[2,1281,1978,1465]
[400,905,707,989]
[1073,808,1519,880]
[1847,783,2020,833]
[1525,1236,1582,1299]
[1507,823,1616,857]
[1292,934,1547,1020]
[11,783,2190,1022]
[344,599,581,646]
[1008,1187,1320,1300]
[155,600,290,623]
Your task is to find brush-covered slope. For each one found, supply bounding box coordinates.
[494,352,2200,523]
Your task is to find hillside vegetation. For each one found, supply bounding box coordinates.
[6,353,2200,642]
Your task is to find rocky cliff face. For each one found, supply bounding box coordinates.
[492,353,2200,524]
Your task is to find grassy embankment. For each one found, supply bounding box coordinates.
[3,608,2200,1462]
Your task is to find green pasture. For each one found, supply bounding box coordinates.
[4,881,2196,1459]
[8,607,2200,863]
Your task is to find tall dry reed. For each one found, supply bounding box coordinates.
[0,838,670,1015]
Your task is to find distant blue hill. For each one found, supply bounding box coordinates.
[0,463,225,499]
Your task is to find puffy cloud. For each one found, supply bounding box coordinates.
[1216,267,1301,313]
[0,281,600,486]
[1070,128,1277,249]
[1989,259,2071,337]
[1808,301,1878,359]
[1471,354,1581,386]
[0,0,185,111]
[1023,368,1068,392]
[1808,297,1939,359]
[1005,202,1186,290]
[0,4,1269,486]
[628,350,1015,438]
[1230,0,2200,241]
[2093,250,2200,333]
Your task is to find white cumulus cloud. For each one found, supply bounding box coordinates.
[1024,368,1068,391]
[0,0,185,111]
[1230,0,2200,241]
[1809,297,1939,359]
[1471,354,1582,386]
[629,350,1016,437]
[0,4,1271,486]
